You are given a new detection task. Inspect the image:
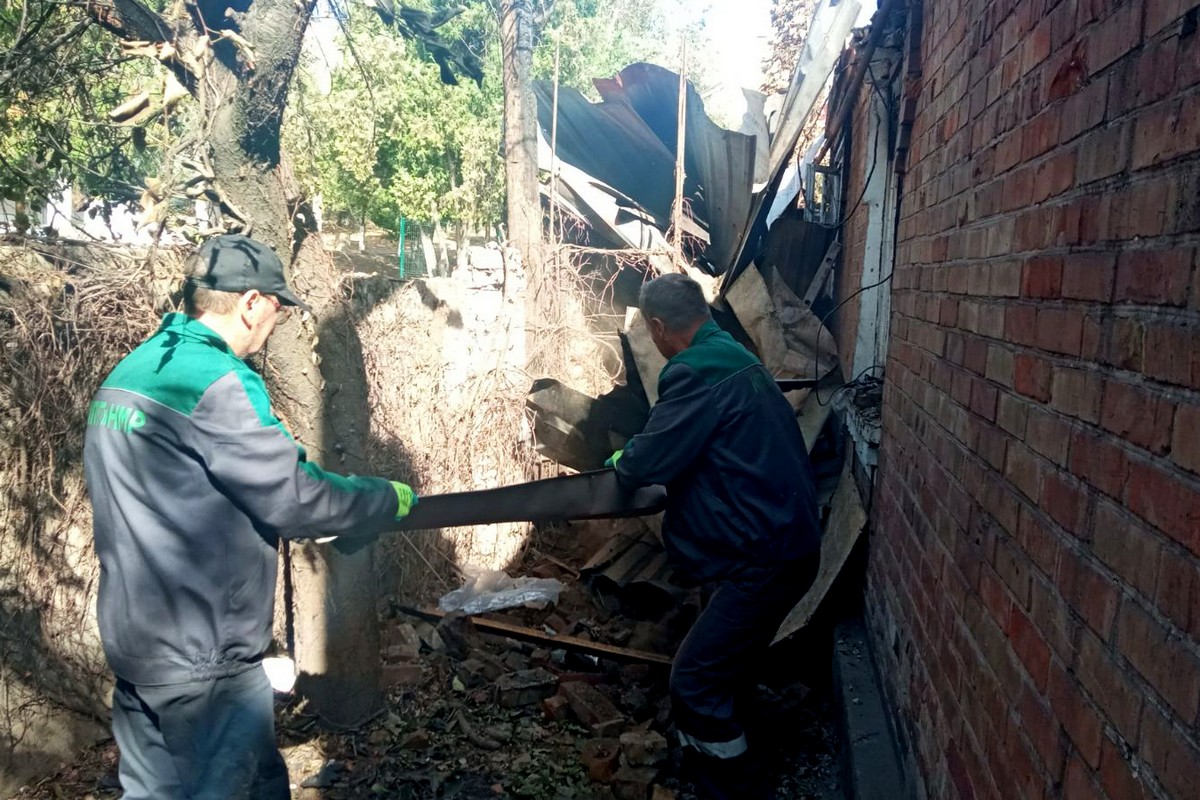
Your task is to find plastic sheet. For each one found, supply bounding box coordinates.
[438,570,563,615]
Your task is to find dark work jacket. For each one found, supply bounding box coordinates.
[614,320,820,584]
[83,313,398,686]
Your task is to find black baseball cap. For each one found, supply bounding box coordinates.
[187,234,311,313]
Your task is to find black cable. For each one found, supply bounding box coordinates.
[812,62,898,407]
[813,269,895,406]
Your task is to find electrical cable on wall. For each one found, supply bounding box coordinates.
[813,63,898,407]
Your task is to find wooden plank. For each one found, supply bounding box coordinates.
[393,605,673,667]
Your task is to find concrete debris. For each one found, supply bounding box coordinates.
[581,738,622,783]
[436,611,484,660]
[496,668,558,708]
[560,680,626,736]
[612,764,660,800]
[380,662,423,687]
[619,729,669,767]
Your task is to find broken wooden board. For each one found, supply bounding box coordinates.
[393,605,673,666]
[725,263,840,397]
[771,459,867,644]
[624,309,668,405]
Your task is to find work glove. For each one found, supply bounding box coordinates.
[392,481,418,520]
[604,449,624,469]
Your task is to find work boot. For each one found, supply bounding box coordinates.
[682,749,773,800]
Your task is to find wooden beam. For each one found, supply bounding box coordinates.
[393,605,673,667]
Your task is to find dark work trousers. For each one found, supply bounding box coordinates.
[111,665,290,800]
[671,554,820,761]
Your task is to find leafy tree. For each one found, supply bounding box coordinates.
[286,0,702,234]
[0,1,169,228]
[286,3,504,231]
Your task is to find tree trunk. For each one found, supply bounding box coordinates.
[498,0,546,370]
[222,0,381,727]
[181,0,385,726]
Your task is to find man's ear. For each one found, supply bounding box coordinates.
[238,290,260,325]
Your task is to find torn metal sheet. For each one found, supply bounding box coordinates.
[580,518,684,619]
[772,460,867,644]
[535,82,679,227]
[594,64,756,272]
[546,159,670,251]
[527,378,650,472]
[766,0,863,181]
[725,264,840,391]
[724,0,862,282]
[701,85,772,186]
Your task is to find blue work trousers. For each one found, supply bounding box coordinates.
[111,665,290,800]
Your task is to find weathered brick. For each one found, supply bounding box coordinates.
[986,344,1015,386]
[1139,706,1200,800]
[1116,599,1200,721]
[971,378,1000,421]
[1021,256,1064,298]
[1091,499,1161,598]
[1008,604,1052,691]
[1076,122,1130,184]
[1098,736,1151,800]
[1060,252,1116,301]
[1126,459,1200,553]
[1018,504,1060,577]
[1018,683,1066,779]
[1047,662,1104,769]
[997,390,1030,437]
[1143,322,1199,387]
[1069,428,1129,498]
[1145,0,1194,38]
[1015,354,1052,402]
[1006,305,1041,346]
[1062,755,1104,799]
[1057,548,1120,638]
[1100,316,1144,372]
[1099,381,1174,454]
[1026,406,1072,465]
[1041,470,1089,536]
[1155,549,1200,641]
[1050,366,1102,424]
[1171,403,1200,475]
[1075,628,1144,744]
[1114,248,1192,306]
[1006,442,1044,503]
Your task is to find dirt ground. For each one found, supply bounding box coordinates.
[8,524,846,800]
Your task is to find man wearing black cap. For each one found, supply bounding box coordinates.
[83,235,415,799]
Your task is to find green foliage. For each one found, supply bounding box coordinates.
[285,0,692,231]
[286,5,504,230]
[0,2,167,216]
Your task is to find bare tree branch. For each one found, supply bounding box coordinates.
[84,0,172,42]
[83,0,200,92]
[0,18,89,88]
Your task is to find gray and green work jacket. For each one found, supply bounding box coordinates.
[83,313,398,686]
[614,320,820,584]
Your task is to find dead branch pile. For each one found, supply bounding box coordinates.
[0,241,186,735]
[349,268,537,599]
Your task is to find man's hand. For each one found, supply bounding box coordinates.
[392,481,418,519]
[604,449,624,468]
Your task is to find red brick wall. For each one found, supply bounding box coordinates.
[868,1,1200,798]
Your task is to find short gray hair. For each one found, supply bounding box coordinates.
[182,249,240,316]
[639,273,710,331]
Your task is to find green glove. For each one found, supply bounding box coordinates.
[604,449,624,468]
[391,481,418,520]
